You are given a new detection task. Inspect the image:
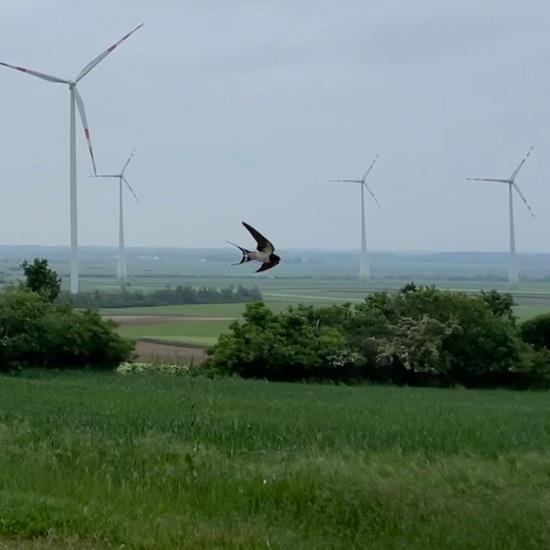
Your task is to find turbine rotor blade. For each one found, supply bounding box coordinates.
[512,182,535,218]
[0,61,69,84]
[94,174,119,178]
[331,179,363,183]
[509,145,534,181]
[73,86,97,175]
[363,182,381,207]
[120,148,136,176]
[465,177,510,183]
[122,176,139,202]
[75,23,144,82]
[361,154,379,182]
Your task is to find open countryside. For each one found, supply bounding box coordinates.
[2,1,550,547]
[4,245,550,361]
[2,247,550,549]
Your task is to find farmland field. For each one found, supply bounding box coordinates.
[116,319,233,347]
[106,285,550,354]
[3,244,550,356]
[0,371,549,549]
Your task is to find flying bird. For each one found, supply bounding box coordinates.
[227,221,281,273]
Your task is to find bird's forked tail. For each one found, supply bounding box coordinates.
[226,241,251,266]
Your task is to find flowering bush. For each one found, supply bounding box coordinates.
[117,361,195,375]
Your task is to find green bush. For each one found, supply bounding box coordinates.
[205,302,363,382]
[309,285,528,388]
[519,313,550,351]
[204,285,550,389]
[0,287,50,369]
[0,282,134,373]
[32,306,135,370]
[509,344,550,389]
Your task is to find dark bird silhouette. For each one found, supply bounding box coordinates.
[226,221,281,273]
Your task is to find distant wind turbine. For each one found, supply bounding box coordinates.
[93,149,139,280]
[466,146,535,288]
[0,23,144,294]
[332,155,380,280]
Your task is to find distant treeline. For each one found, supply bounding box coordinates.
[57,285,263,309]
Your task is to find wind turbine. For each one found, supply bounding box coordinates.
[466,146,535,288]
[93,149,139,280]
[0,23,144,294]
[332,155,380,280]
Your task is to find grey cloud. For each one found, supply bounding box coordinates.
[0,0,548,253]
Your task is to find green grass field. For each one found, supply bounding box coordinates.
[103,302,258,317]
[0,371,549,549]
[117,320,233,347]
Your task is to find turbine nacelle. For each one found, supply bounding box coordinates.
[331,154,381,207]
[465,145,535,219]
[92,149,139,203]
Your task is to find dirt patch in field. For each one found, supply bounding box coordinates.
[106,315,236,326]
[105,314,232,364]
[134,340,208,364]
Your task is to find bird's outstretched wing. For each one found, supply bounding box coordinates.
[255,262,276,273]
[242,221,275,253]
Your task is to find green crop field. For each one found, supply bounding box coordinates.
[102,302,291,318]
[106,289,550,349]
[117,320,233,347]
[103,291,550,320]
[0,371,549,549]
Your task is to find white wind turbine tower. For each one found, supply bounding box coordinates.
[0,23,144,294]
[332,155,380,280]
[466,146,536,288]
[93,149,139,280]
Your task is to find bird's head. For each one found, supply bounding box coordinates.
[270,253,281,265]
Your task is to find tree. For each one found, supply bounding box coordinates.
[205,302,362,382]
[1,268,135,372]
[0,287,50,371]
[519,313,550,351]
[479,289,517,325]
[20,258,61,302]
[203,285,550,390]
[353,285,527,387]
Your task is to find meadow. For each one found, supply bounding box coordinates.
[116,319,233,347]
[0,371,549,549]
[1,247,550,547]
[105,280,550,349]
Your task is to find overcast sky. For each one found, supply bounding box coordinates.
[1,0,549,252]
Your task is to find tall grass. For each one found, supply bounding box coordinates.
[1,372,549,549]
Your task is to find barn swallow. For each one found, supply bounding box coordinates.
[227,221,281,273]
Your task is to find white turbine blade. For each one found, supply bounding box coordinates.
[465,177,509,183]
[512,182,535,218]
[0,61,69,84]
[75,23,144,82]
[363,182,381,207]
[120,149,136,176]
[331,179,363,183]
[93,174,119,178]
[361,154,379,182]
[122,176,139,202]
[73,86,98,176]
[509,146,534,181]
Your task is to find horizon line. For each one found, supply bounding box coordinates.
[1,244,550,255]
